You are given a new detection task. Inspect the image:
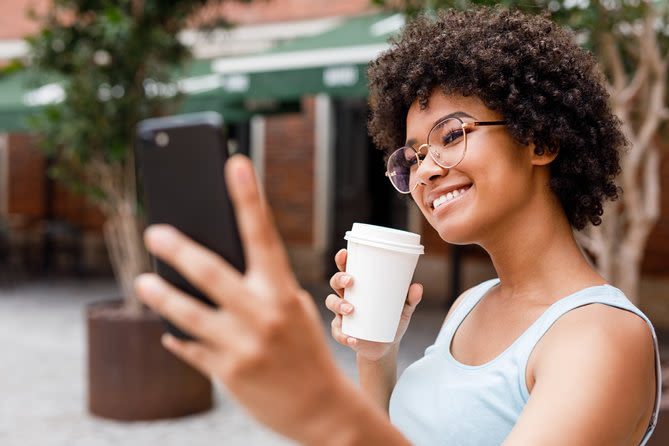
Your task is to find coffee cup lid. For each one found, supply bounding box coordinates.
[344,223,424,255]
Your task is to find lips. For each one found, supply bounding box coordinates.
[427,184,472,209]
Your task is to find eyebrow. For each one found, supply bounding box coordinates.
[405,111,476,147]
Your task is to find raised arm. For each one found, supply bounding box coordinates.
[326,247,424,412]
[135,155,413,446]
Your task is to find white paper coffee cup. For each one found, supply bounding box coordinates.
[341,223,424,342]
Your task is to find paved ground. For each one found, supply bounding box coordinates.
[0,277,448,446]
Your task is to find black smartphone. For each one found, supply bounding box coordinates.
[136,111,246,340]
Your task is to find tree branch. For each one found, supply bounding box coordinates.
[643,145,662,223]
[641,15,663,74]
[634,68,666,156]
[615,62,647,106]
[622,19,667,175]
[600,32,627,92]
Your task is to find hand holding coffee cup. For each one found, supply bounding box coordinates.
[326,224,424,356]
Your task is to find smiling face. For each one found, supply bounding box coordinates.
[408,91,544,246]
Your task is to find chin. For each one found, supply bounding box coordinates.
[427,211,480,246]
[437,229,477,246]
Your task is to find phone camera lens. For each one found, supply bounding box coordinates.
[155,132,169,147]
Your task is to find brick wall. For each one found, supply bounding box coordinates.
[8,133,45,218]
[642,144,669,276]
[0,0,48,39]
[2,0,373,40]
[197,0,373,26]
[7,132,105,230]
[263,96,315,245]
[50,182,106,231]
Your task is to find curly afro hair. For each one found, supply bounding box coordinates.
[367,7,625,230]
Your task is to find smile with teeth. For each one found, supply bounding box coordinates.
[432,186,470,209]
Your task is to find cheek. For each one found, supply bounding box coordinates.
[410,189,420,206]
[410,189,428,216]
[465,148,531,211]
[473,162,532,218]
[467,141,527,187]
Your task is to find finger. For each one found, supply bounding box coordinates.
[144,225,245,309]
[330,315,355,346]
[324,294,354,315]
[161,333,218,377]
[135,273,223,344]
[225,155,295,284]
[329,272,353,298]
[335,249,347,272]
[324,293,338,313]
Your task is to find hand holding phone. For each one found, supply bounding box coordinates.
[135,156,367,446]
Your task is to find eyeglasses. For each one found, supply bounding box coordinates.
[385,117,506,193]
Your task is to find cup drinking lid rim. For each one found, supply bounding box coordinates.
[345,231,424,255]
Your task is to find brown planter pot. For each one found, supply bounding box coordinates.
[87,300,212,421]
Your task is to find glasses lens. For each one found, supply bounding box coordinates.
[429,118,466,168]
[387,147,419,193]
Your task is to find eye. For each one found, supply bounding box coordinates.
[392,147,421,168]
[431,118,466,148]
[441,128,464,146]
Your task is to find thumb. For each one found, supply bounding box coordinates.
[405,283,423,312]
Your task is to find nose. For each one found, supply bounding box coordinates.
[415,148,448,187]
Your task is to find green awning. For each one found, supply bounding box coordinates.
[210,12,403,103]
[0,71,54,131]
[0,12,404,131]
[0,64,254,131]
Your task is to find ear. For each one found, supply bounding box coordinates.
[529,143,558,166]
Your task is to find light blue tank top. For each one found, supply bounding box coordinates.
[389,279,661,446]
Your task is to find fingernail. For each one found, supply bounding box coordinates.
[341,303,353,314]
[347,337,356,346]
[135,274,163,302]
[138,274,164,293]
[161,333,175,348]
[145,226,176,253]
[341,275,351,286]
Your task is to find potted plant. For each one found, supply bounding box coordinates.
[25,0,245,421]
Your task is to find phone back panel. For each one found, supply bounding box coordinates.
[136,113,245,334]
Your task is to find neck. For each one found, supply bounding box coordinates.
[479,181,605,304]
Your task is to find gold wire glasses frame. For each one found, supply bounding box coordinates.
[385,117,506,194]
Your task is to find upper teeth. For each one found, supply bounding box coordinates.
[432,188,467,209]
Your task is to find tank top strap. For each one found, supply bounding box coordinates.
[431,278,501,350]
[511,284,661,444]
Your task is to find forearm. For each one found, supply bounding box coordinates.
[357,345,399,413]
[300,369,411,446]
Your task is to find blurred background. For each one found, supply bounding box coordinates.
[0,0,667,445]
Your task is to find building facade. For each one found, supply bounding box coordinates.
[1,0,669,325]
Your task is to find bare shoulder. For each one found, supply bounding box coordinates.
[542,303,654,360]
[535,302,656,382]
[509,303,657,445]
[530,303,655,443]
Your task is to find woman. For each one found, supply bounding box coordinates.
[326,8,660,445]
[135,7,660,446]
